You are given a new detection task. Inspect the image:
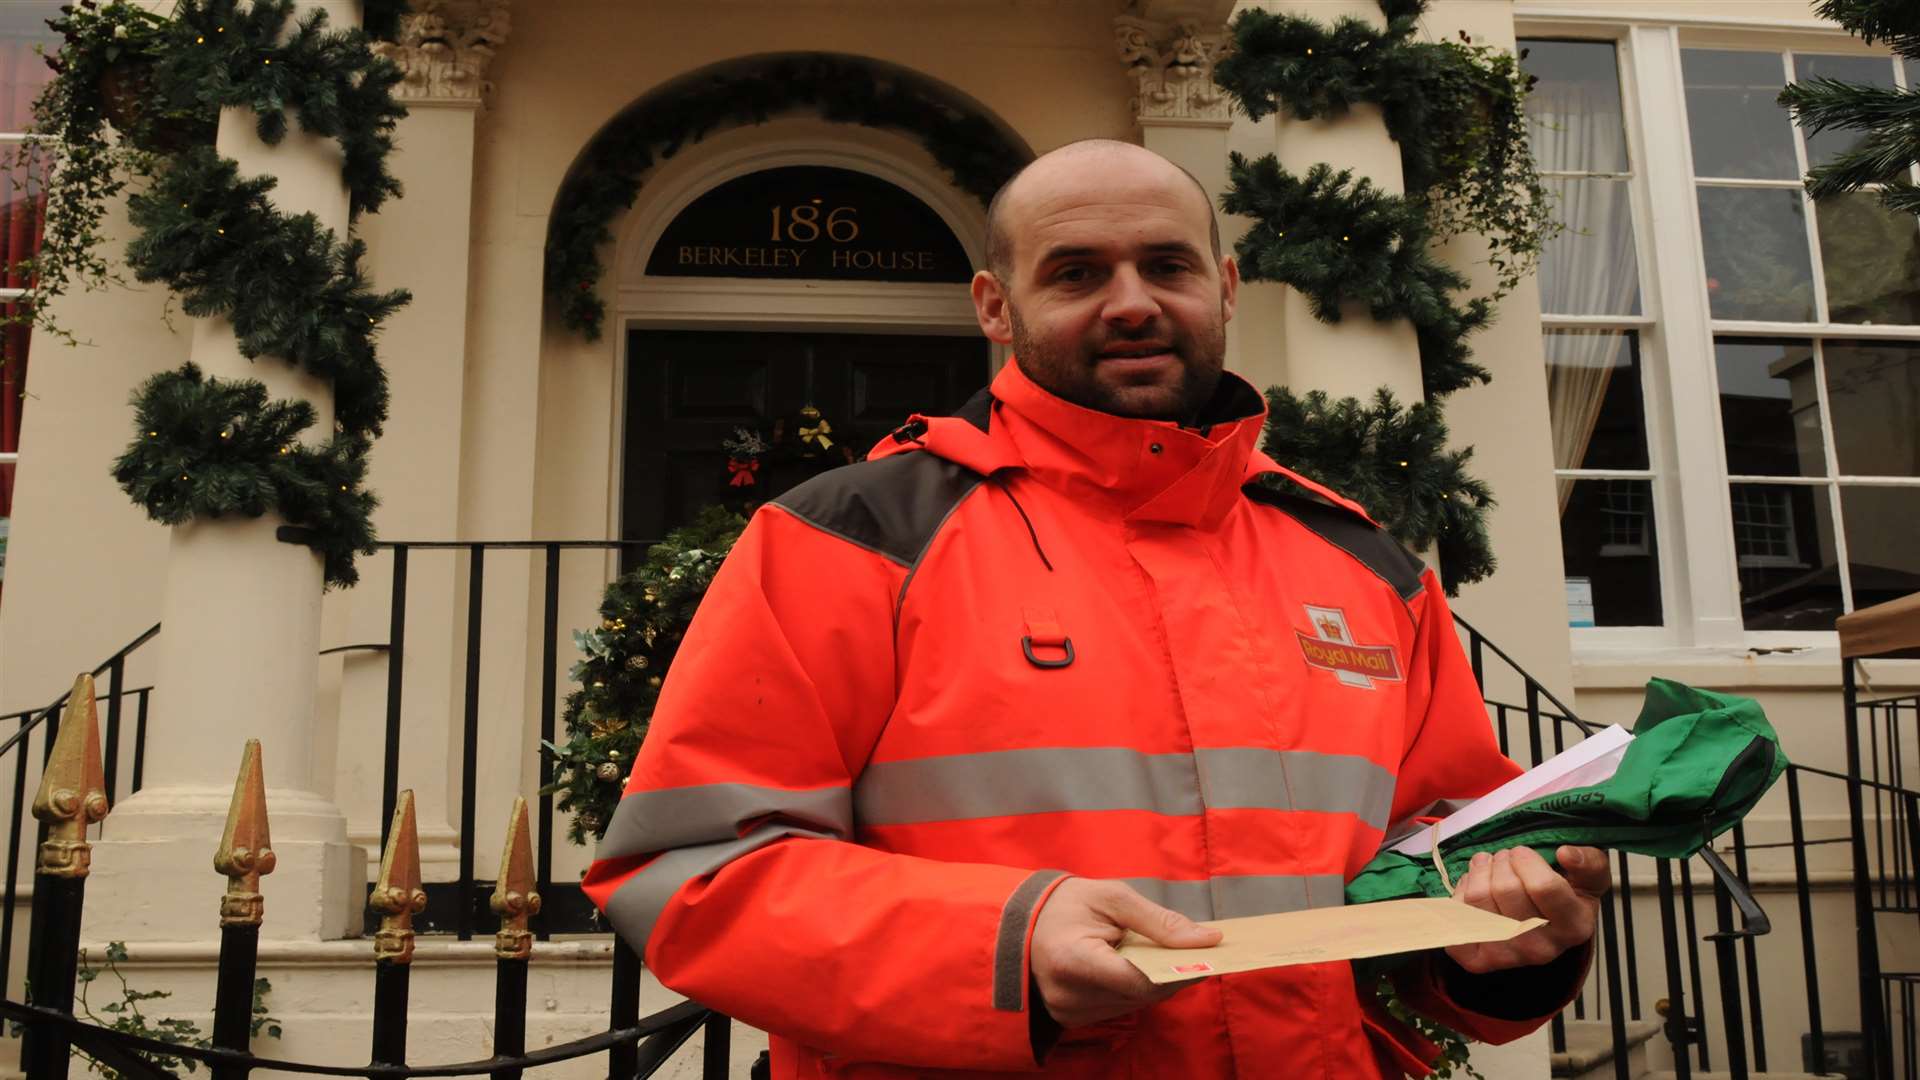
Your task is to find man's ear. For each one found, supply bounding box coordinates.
[1219,255,1241,324]
[972,269,1015,345]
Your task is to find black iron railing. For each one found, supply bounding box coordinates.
[1459,614,1917,1080]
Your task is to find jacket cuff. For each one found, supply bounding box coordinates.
[1393,941,1592,1046]
[1002,870,1071,1064]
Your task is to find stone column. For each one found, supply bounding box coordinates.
[1230,0,1423,406]
[325,0,510,880]
[91,0,369,942]
[1113,11,1252,379]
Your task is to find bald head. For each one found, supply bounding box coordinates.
[984,139,1221,282]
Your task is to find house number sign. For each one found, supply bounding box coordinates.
[647,165,972,283]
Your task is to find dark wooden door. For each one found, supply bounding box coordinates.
[622,329,989,544]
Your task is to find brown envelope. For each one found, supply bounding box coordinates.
[1116,897,1547,984]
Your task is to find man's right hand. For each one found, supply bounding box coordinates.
[1029,877,1222,1028]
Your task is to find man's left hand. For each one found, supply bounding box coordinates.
[1445,845,1609,973]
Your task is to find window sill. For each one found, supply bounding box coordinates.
[1570,639,1920,690]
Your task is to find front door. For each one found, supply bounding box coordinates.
[622,328,989,544]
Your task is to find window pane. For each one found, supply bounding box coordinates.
[1732,482,1842,630]
[1794,54,1898,171]
[1717,338,1824,477]
[1540,178,1640,316]
[1544,330,1648,470]
[1698,187,1815,321]
[1824,340,1920,476]
[1560,478,1663,626]
[1816,193,1920,324]
[0,5,63,133]
[1842,485,1920,610]
[1682,49,1798,180]
[1521,40,1629,174]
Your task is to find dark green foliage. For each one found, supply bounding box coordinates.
[1224,156,1492,397]
[111,365,377,588]
[1811,0,1920,54]
[544,507,748,844]
[1262,388,1494,594]
[126,149,407,435]
[160,0,407,214]
[1779,78,1920,213]
[1212,0,1553,591]
[546,54,1029,339]
[1777,1,1920,217]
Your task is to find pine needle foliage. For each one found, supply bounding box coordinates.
[125,149,407,436]
[1214,0,1553,591]
[1778,0,1920,216]
[543,507,748,844]
[160,0,407,215]
[1222,156,1492,396]
[42,0,419,587]
[111,365,377,587]
[1261,388,1495,594]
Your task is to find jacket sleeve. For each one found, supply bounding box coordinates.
[582,504,1064,1071]
[1384,569,1586,1046]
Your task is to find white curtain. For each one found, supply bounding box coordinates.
[1530,78,1643,511]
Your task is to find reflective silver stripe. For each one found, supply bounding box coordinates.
[854,747,1393,829]
[857,747,1204,824]
[993,870,1067,1012]
[1193,748,1396,830]
[601,823,838,947]
[597,782,852,862]
[1122,874,1348,921]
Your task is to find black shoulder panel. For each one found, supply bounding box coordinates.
[771,452,987,568]
[1242,484,1427,604]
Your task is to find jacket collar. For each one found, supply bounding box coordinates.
[867,359,1379,530]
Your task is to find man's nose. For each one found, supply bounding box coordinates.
[1101,265,1162,328]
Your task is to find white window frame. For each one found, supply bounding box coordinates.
[1519,11,1920,657]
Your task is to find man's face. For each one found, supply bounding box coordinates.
[972,149,1239,421]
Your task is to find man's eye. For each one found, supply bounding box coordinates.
[1151,260,1191,276]
[1055,266,1091,283]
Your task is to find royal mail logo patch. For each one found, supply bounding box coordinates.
[1296,604,1403,691]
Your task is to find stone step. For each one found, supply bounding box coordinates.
[1552,1018,1664,1080]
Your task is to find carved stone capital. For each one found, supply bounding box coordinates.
[1114,15,1233,128]
[371,0,511,105]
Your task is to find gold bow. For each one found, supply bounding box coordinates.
[799,419,834,450]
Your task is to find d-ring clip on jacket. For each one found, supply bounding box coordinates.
[1021,608,1074,669]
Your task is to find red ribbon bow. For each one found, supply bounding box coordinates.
[726,458,760,487]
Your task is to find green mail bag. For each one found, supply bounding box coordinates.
[1346,678,1788,906]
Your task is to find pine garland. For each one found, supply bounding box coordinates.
[1261,388,1494,592]
[83,0,412,587]
[1222,157,1491,396]
[545,54,1029,340]
[111,365,377,587]
[1216,0,1554,591]
[543,508,747,843]
[126,149,406,436]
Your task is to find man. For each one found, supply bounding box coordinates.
[585,139,1607,1078]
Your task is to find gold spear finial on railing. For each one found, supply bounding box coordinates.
[369,790,427,964]
[213,740,275,927]
[490,796,541,960]
[31,674,110,878]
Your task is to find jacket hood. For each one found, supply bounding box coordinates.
[868,359,1375,527]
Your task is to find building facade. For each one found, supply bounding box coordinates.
[0,0,1913,1075]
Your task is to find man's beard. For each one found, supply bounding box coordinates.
[1007,302,1226,423]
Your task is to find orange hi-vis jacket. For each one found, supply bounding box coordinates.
[585,361,1584,1078]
